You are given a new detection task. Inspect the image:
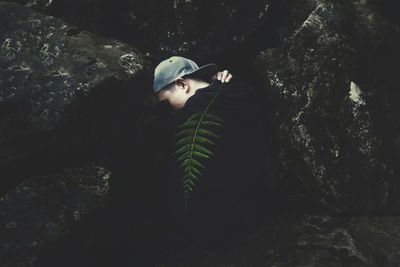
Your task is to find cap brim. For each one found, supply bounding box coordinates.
[184,63,218,82]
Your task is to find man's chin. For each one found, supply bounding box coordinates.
[172,104,185,110]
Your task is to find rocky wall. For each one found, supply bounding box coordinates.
[255,0,400,213]
[0,2,150,193]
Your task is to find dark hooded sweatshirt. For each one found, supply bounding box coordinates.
[164,78,268,249]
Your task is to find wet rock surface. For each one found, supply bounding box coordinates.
[0,2,150,193]
[0,164,110,267]
[255,0,400,213]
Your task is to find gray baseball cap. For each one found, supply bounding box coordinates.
[153,56,218,94]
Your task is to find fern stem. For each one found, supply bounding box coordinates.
[185,82,224,197]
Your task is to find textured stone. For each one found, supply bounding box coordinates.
[0,2,149,192]
[160,215,400,266]
[0,164,110,267]
[263,215,400,267]
[255,0,400,213]
[1,0,400,265]
[4,0,277,63]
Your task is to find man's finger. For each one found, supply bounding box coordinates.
[221,70,229,83]
[226,74,233,82]
[217,71,223,81]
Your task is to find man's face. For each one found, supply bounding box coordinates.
[157,81,189,110]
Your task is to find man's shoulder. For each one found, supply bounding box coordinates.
[221,79,255,95]
[197,79,256,101]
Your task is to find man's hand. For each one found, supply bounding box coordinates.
[215,70,233,83]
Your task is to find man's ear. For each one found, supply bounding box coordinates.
[176,78,189,93]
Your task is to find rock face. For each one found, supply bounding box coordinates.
[0,2,150,193]
[3,0,277,65]
[275,215,400,266]
[0,3,153,266]
[163,214,400,266]
[2,0,52,10]
[255,0,400,213]
[1,0,400,266]
[0,164,111,267]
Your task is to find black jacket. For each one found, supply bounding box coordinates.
[165,79,268,248]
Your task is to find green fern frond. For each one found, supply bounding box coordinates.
[195,136,216,146]
[197,128,219,139]
[175,82,225,201]
[204,113,224,122]
[200,120,223,127]
[179,119,222,128]
[192,144,213,155]
[174,128,196,137]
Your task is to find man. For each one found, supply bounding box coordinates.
[104,57,256,266]
[153,56,267,253]
[154,56,233,109]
